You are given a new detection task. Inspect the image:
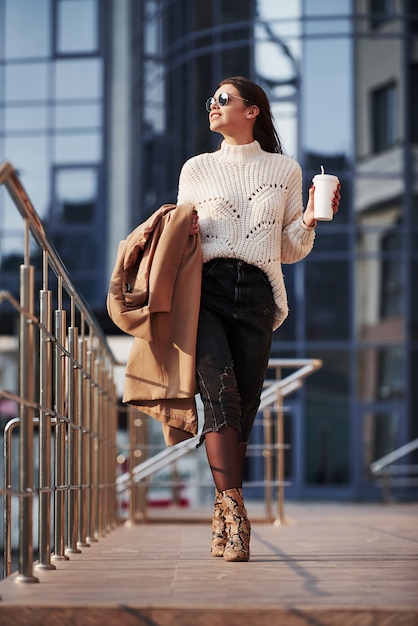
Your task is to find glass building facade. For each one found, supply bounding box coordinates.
[0,0,106,318]
[1,0,417,500]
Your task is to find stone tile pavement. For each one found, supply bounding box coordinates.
[0,502,417,625]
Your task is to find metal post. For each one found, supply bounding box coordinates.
[109,378,119,529]
[89,352,100,542]
[3,419,20,578]
[128,409,136,525]
[95,356,104,538]
[275,387,286,526]
[263,408,274,523]
[104,368,114,533]
[37,288,56,571]
[77,336,90,549]
[52,308,69,562]
[16,263,39,583]
[66,326,81,555]
[85,347,97,544]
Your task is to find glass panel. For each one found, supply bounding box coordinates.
[51,232,97,271]
[4,136,49,217]
[305,350,350,485]
[305,260,350,340]
[0,63,4,101]
[222,0,252,24]
[54,103,101,129]
[5,63,48,101]
[56,0,98,54]
[5,105,48,131]
[54,133,101,162]
[0,234,26,300]
[143,63,165,133]
[363,409,400,477]
[54,59,102,99]
[5,0,50,59]
[255,4,301,157]
[355,255,404,343]
[410,259,418,341]
[358,347,405,402]
[0,194,26,231]
[302,37,352,154]
[371,83,397,153]
[53,168,97,224]
[304,0,351,17]
[310,231,350,252]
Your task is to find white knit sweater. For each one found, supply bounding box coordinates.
[177,140,315,329]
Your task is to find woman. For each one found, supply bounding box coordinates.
[177,76,340,562]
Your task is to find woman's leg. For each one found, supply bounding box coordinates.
[197,259,273,561]
[205,425,242,492]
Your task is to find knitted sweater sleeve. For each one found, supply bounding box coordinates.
[280,161,316,264]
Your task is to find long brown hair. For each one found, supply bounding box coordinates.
[218,76,283,154]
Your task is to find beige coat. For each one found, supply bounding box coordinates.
[107,204,202,445]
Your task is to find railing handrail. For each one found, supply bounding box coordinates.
[117,358,323,524]
[0,160,114,359]
[370,438,418,475]
[1,161,119,583]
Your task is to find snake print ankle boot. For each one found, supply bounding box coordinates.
[211,489,227,557]
[221,488,251,562]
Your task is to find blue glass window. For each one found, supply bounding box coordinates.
[55,0,99,55]
[5,63,48,102]
[5,0,50,59]
[54,59,102,100]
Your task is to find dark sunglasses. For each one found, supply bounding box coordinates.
[205,92,251,112]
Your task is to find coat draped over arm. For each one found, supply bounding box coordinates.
[107,203,202,445]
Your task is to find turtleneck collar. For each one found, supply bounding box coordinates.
[213,140,266,164]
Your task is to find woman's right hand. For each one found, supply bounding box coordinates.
[189,210,199,235]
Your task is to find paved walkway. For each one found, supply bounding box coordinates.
[0,502,417,625]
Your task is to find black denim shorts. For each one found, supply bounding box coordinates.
[196,258,275,446]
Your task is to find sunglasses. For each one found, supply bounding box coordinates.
[205,92,251,112]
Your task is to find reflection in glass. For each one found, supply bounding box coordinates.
[56,0,98,54]
[302,38,352,154]
[305,260,350,340]
[254,6,300,156]
[412,260,418,341]
[54,168,97,224]
[363,410,400,476]
[371,82,397,154]
[305,350,350,485]
[358,347,405,402]
[355,254,404,343]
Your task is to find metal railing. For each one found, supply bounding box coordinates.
[117,358,323,526]
[370,438,418,502]
[1,161,119,581]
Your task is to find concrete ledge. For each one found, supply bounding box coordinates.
[0,606,417,626]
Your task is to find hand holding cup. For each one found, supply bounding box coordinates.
[312,166,340,221]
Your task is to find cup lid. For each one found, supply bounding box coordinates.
[312,173,339,182]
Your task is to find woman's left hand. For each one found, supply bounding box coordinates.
[189,210,199,235]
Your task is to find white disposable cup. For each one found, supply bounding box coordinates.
[312,173,339,221]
